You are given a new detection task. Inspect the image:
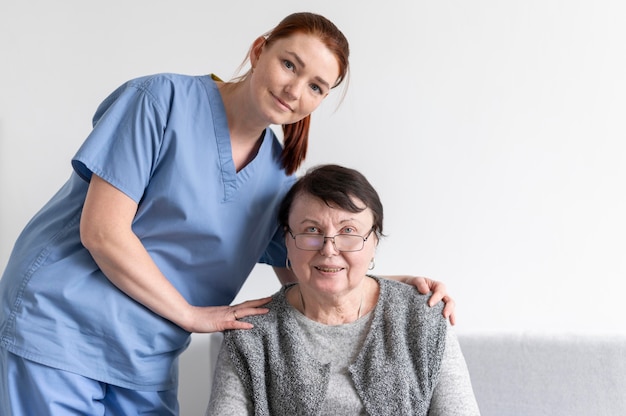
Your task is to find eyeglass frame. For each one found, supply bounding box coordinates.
[286,227,376,252]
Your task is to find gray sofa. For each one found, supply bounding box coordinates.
[458,332,626,416]
[189,331,626,415]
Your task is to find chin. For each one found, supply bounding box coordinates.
[271,115,301,126]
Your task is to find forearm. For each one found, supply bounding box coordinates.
[83,221,271,334]
[80,174,195,331]
[380,275,414,284]
[83,228,194,331]
[81,175,272,334]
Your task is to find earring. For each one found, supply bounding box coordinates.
[368,258,375,270]
[286,258,292,271]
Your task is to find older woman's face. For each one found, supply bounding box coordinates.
[286,192,377,297]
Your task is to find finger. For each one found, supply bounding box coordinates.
[442,308,457,326]
[428,283,449,306]
[230,306,270,321]
[415,277,432,295]
[227,301,270,323]
[243,307,270,316]
[449,311,457,326]
[441,298,457,324]
[220,320,255,331]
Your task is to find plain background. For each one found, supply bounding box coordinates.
[2,1,625,414]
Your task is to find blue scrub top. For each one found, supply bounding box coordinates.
[0,74,296,390]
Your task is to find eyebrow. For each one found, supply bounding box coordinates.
[298,218,362,227]
[286,51,331,90]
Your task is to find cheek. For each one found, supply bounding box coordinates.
[251,63,276,88]
[348,255,372,273]
[299,94,325,115]
[287,248,311,269]
[264,62,290,87]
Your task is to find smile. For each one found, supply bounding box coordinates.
[271,92,293,112]
[315,266,343,273]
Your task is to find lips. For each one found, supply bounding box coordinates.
[315,266,343,273]
[271,92,293,112]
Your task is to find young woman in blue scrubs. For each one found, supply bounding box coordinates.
[0,12,456,415]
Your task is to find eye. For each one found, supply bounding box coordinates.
[304,226,320,234]
[341,226,356,234]
[283,60,295,71]
[309,83,324,95]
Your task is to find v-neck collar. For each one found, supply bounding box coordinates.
[201,74,272,201]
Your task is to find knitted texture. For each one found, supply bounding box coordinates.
[224,277,447,416]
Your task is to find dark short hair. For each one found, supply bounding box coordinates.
[278,164,384,236]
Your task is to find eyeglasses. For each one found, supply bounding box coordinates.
[287,228,375,252]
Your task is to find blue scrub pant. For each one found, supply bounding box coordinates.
[0,348,179,415]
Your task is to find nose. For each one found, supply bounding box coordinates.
[319,237,339,256]
[284,79,304,100]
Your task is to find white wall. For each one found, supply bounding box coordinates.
[2,0,625,414]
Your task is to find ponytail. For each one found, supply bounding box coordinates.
[281,115,310,175]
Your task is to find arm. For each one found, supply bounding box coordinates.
[428,328,481,416]
[80,175,270,333]
[206,341,253,415]
[383,275,456,325]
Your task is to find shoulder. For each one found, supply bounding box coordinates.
[106,73,211,105]
[124,72,207,90]
[92,73,216,126]
[226,287,289,343]
[375,276,428,303]
[243,292,285,328]
[127,73,214,105]
[371,277,448,358]
[375,276,445,316]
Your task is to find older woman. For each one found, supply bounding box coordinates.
[206,164,480,416]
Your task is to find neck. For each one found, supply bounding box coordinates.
[296,279,369,325]
[217,80,269,142]
[215,80,267,171]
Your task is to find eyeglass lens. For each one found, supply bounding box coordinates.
[295,234,364,252]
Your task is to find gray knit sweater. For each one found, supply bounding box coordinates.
[218,277,449,415]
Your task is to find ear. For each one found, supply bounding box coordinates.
[250,36,267,68]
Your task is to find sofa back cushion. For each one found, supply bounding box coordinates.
[458,332,626,416]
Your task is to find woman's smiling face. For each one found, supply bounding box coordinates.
[285,192,377,297]
[249,32,340,126]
